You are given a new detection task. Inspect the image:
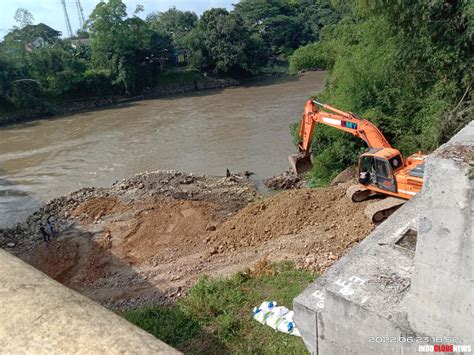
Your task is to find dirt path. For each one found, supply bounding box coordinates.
[0,170,374,310]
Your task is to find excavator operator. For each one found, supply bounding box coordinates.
[359,156,375,185]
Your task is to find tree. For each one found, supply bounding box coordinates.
[147,7,198,48]
[87,0,171,94]
[186,8,259,75]
[14,8,34,28]
[0,52,42,108]
[146,7,198,48]
[234,0,339,58]
[88,0,142,93]
[3,23,61,49]
[27,47,87,96]
[87,0,128,68]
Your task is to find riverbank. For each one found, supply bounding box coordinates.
[0,75,240,126]
[0,71,327,229]
[0,69,294,126]
[0,169,373,310]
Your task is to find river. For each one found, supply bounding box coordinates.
[0,71,325,228]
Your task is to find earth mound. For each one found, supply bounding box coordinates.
[1,171,373,310]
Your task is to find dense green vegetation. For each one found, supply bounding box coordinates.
[0,0,338,115]
[125,262,313,354]
[289,0,473,186]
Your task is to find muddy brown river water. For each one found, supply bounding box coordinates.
[0,71,325,227]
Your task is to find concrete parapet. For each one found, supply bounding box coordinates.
[408,122,473,342]
[294,121,473,354]
[0,249,179,354]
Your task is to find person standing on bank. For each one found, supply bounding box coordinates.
[46,218,56,238]
[39,224,51,244]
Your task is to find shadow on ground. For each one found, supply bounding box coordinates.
[22,223,165,310]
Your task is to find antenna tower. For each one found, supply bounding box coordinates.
[75,0,85,28]
[61,0,73,37]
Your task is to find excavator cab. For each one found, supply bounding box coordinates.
[358,149,401,193]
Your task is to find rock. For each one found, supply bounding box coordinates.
[264,169,304,190]
[206,225,217,231]
[6,242,15,248]
[330,166,356,186]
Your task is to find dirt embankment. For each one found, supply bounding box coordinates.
[0,169,373,310]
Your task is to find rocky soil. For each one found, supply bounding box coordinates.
[0,169,374,311]
[264,169,304,189]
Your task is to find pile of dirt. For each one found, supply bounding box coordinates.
[72,196,126,222]
[206,182,374,270]
[1,170,374,311]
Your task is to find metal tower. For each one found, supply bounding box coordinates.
[75,0,85,28]
[61,0,73,37]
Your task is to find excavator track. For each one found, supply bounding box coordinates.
[364,197,405,224]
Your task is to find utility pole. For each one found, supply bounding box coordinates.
[61,0,73,37]
[75,0,85,28]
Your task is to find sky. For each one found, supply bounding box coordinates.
[0,0,236,37]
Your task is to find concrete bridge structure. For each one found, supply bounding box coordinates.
[294,121,473,354]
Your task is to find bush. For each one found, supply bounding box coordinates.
[72,69,115,97]
[289,42,333,74]
[7,79,43,108]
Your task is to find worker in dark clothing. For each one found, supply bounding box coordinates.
[46,218,56,237]
[39,224,51,243]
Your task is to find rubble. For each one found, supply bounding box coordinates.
[264,169,305,189]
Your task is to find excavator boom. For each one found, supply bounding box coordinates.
[290,100,392,173]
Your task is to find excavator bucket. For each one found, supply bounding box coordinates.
[288,153,313,174]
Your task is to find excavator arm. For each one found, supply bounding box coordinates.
[298,100,392,151]
[290,100,392,173]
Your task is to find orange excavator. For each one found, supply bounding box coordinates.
[289,99,426,223]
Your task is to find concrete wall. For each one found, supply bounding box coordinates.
[294,193,422,354]
[408,123,473,343]
[0,249,179,354]
[294,121,473,354]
